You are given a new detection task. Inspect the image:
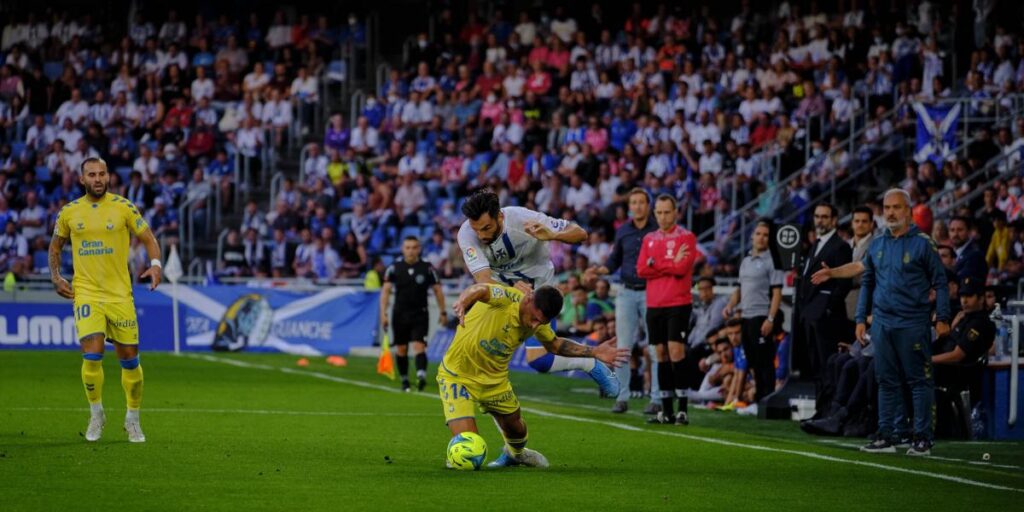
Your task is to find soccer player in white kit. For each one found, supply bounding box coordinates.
[456,190,620,397]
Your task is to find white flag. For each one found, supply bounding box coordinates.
[165,244,184,284]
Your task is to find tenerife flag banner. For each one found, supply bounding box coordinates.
[159,285,380,356]
[914,102,961,166]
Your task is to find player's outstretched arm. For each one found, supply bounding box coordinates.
[48,235,73,299]
[138,228,163,291]
[523,220,587,244]
[810,261,864,285]
[540,337,630,369]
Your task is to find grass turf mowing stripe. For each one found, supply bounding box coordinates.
[184,353,1024,494]
[7,407,437,418]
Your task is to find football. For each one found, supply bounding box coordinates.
[446,432,488,471]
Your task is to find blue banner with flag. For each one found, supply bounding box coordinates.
[1,285,380,355]
[169,285,379,355]
[913,102,961,166]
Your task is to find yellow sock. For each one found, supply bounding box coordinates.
[81,354,104,405]
[120,358,143,410]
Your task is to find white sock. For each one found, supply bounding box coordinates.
[548,355,596,373]
[90,402,104,416]
[416,369,426,379]
[125,409,140,422]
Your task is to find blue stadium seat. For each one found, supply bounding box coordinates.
[115,166,132,183]
[399,226,421,242]
[32,250,49,273]
[35,165,50,183]
[326,60,346,82]
[11,142,26,158]
[42,61,63,81]
[338,197,353,211]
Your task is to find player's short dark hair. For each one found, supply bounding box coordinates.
[403,235,420,243]
[714,337,731,347]
[726,318,743,328]
[655,194,677,208]
[533,286,563,323]
[461,189,500,221]
[755,218,772,231]
[852,206,873,219]
[627,187,650,203]
[949,215,971,229]
[937,244,955,255]
[81,156,107,173]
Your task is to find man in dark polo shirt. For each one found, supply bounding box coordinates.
[380,236,447,392]
[592,188,660,414]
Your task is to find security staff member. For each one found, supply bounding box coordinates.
[933,276,996,399]
[592,188,661,414]
[723,219,784,408]
[380,236,446,392]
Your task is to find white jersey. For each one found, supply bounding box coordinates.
[457,206,571,288]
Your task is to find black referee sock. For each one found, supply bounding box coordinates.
[396,355,409,380]
[415,353,427,377]
[672,360,689,413]
[657,361,675,417]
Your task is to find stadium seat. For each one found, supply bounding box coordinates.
[115,166,132,183]
[326,60,346,82]
[399,226,421,242]
[42,61,63,81]
[35,165,50,183]
[11,142,26,158]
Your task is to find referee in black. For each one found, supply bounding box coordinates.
[380,236,447,392]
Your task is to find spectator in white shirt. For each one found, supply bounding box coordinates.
[514,11,537,46]
[24,115,55,153]
[158,10,186,45]
[191,66,215,101]
[400,91,433,128]
[56,118,83,149]
[698,140,724,176]
[566,174,597,213]
[56,89,89,125]
[265,10,292,49]
[261,89,292,148]
[397,142,426,176]
[235,118,264,158]
[243,62,270,99]
[159,43,188,74]
[393,173,427,225]
[133,144,159,183]
[349,116,379,156]
[18,191,46,241]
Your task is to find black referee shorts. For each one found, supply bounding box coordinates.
[392,313,429,346]
[645,305,692,346]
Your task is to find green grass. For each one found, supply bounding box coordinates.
[0,350,1021,511]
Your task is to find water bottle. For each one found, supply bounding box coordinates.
[970,404,987,440]
[990,304,1007,361]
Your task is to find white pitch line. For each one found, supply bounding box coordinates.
[6,406,435,418]
[182,354,1024,493]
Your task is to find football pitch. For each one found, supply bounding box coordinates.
[1,351,1021,511]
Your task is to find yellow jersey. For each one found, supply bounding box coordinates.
[441,284,555,386]
[54,192,150,303]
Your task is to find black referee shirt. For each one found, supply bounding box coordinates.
[384,259,439,318]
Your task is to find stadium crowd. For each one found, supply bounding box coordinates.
[0,2,1022,437]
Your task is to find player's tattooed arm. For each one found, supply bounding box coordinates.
[543,337,630,368]
[49,235,74,299]
[546,337,595,358]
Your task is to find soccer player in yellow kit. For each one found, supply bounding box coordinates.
[441,283,628,467]
[49,157,163,443]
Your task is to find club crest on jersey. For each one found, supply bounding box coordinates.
[76,222,85,230]
[136,218,144,229]
[106,220,114,230]
[408,268,414,275]
[667,240,676,249]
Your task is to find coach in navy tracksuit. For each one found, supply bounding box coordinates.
[856,189,949,456]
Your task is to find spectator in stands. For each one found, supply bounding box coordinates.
[948,215,988,282]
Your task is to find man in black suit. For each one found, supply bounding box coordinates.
[948,216,987,282]
[798,203,853,411]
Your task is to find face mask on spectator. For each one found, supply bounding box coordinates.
[567,145,579,156]
[812,147,823,156]
[487,94,497,103]
[1010,186,1021,197]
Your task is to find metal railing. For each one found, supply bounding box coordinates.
[349,89,366,129]
[177,180,219,261]
[269,172,285,209]
[215,228,231,271]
